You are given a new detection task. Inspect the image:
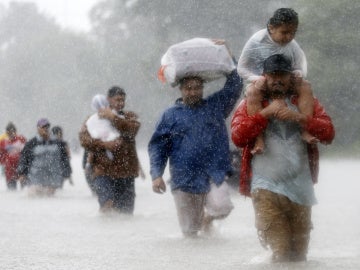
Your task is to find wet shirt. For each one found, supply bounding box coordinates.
[17,136,71,188]
[148,70,242,194]
[0,135,26,180]
[251,99,317,206]
[237,29,307,82]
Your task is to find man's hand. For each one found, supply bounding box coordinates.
[275,106,307,125]
[212,39,233,58]
[260,99,287,118]
[124,111,138,121]
[212,39,226,46]
[102,138,123,151]
[152,177,166,194]
[254,76,267,91]
[98,107,114,120]
[17,175,27,184]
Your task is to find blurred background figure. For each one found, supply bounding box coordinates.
[52,126,73,187]
[0,125,9,179]
[0,122,26,190]
[82,149,97,195]
[17,118,72,196]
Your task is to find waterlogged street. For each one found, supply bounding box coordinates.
[0,153,359,270]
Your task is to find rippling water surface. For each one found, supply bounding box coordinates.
[0,152,359,270]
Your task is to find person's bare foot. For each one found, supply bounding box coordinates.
[100,200,114,213]
[201,215,215,236]
[301,131,319,144]
[251,135,265,155]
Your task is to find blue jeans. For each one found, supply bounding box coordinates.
[94,175,135,214]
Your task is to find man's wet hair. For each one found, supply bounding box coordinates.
[107,86,126,98]
[179,76,205,88]
[268,8,299,27]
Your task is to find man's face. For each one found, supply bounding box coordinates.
[269,23,298,45]
[264,71,292,98]
[180,78,204,106]
[38,125,50,139]
[108,94,125,112]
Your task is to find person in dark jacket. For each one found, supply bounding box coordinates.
[79,86,141,214]
[148,45,243,237]
[51,126,73,187]
[17,118,72,196]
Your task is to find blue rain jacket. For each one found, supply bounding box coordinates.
[148,70,242,193]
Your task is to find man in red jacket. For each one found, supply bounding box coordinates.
[0,122,26,190]
[231,54,335,262]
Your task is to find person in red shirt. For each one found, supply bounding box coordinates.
[231,54,335,262]
[0,122,26,190]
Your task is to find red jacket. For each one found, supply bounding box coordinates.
[231,97,335,197]
[0,135,26,181]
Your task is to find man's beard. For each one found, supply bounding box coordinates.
[184,97,202,106]
[269,82,287,98]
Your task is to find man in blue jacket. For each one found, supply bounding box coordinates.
[148,67,242,237]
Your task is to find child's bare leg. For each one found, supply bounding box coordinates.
[247,80,265,154]
[296,80,318,144]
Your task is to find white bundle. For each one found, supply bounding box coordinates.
[160,38,236,86]
[91,94,108,112]
[86,94,120,142]
[86,114,120,142]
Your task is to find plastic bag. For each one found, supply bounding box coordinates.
[205,181,234,218]
[159,38,236,86]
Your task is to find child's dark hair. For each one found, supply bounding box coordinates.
[268,8,298,27]
[107,86,126,98]
[51,126,62,136]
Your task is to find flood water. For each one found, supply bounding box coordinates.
[0,151,359,270]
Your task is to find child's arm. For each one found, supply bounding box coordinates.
[246,77,266,116]
[293,76,316,144]
[245,79,267,154]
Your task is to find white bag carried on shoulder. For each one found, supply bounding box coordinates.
[205,181,234,218]
[159,38,236,86]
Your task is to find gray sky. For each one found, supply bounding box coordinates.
[0,0,99,31]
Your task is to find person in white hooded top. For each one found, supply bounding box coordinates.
[237,8,317,154]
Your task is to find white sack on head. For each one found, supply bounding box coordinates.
[91,94,109,112]
[160,38,236,86]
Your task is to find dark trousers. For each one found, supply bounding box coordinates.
[94,176,135,214]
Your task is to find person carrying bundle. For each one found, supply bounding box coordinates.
[149,39,242,237]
